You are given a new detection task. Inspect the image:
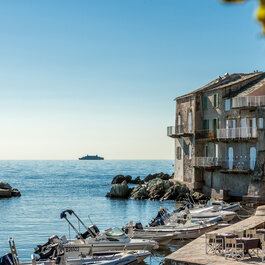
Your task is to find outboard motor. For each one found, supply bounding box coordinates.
[34,235,60,254]
[0,254,14,265]
[134,222,143,230]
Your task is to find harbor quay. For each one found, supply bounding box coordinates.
[165,205,265,265]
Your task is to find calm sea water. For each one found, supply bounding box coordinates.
[0,160,186,264]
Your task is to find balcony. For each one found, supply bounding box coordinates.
[217,127,258,141]
[195,130,216,140]
[220,158,254,174]
[167,125,193,138]
[232,96,265,109]
[193,157,221,169]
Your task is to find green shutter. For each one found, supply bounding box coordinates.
[203,96,208,110]
[206,120,209,131]
[216,94,219,107]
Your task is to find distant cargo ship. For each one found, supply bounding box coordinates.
[79,155,104,160]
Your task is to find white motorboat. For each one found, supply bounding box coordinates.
[130,230,175,246]
[129,219,217,240]
[172,209,236,222]
[141,220,218,239]
[149,200,239,227]
[6,237,150,265]
[34,210,158,260]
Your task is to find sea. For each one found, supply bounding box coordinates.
[0,160,189,264]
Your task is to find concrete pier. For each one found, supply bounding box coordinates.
[165,205,265,265]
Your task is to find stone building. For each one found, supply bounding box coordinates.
[167,72,265,200]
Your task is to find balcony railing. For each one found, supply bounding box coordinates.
[193,157,220,168]
[217,127,258,140]
[221,158,255,172]
[194,157,256,172]
[167,126,176,137]
[195,130,216,140]
[167,125,192,138]
[232,96,265,109]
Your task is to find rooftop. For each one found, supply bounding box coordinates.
[175,71,265,101]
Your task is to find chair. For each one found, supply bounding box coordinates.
[262,241,265,262]
[205,233,222,255]
[225,238,244,260]
[246,229,256,238]
[256,233,265,243]
[234,231,244,238]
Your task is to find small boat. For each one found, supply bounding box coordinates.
[149,200,239,227]
[34,210,158,260]
[5,238,148,265]
[130,230,175,246]
[79,155,104,160]
[128,219,217,240]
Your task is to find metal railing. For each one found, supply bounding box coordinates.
[193,157,220,167]
[232,96,265,108]
[221,158,255,171]
[167,125,185,137]
[194,157,256,171]
[167,126,175,137]
[217,127,257,140]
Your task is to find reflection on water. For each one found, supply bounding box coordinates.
[0,160,179,265]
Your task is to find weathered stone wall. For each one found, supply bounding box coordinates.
[172,72,265,198]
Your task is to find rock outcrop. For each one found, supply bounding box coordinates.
[0,182,21,198]
[106,180,131,198]
[107,172,208,202]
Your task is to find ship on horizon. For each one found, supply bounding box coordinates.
[78,155,104,160]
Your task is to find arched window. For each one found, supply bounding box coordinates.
[188,110,192,133]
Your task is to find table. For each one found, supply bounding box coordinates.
[236,237,262,256]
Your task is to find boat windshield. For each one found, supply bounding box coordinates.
[105,228,125,237]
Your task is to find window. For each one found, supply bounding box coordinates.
[225,99,230,111]
[215,144,219,159]
[259,118,264,129]
[202,119,209,131]
[203,96,208,110]
[177,113,181,133]
[212,118,219,131]
[205,145,209,157]
[176,147,182,160]
[213,93,219,108]
[188,144,192,159]
[188,110,192,133]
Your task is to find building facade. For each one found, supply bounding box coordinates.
[167,72,265,200]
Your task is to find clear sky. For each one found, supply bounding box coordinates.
[0,0,264,160]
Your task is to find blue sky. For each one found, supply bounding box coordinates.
[0,0,264,160]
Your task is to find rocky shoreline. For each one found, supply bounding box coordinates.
[106,173,208,202]
[0,182,21,198]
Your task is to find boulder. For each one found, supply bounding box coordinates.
[130,176,144,185]
[161,182,190,201]
[111,175,132,184]
[143,172,171,183]
[130,185,149,200]
[0,182,12,189]
[106,181,131,198]
[146,178,173,200]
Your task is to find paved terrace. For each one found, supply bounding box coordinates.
[165,205,265,265]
